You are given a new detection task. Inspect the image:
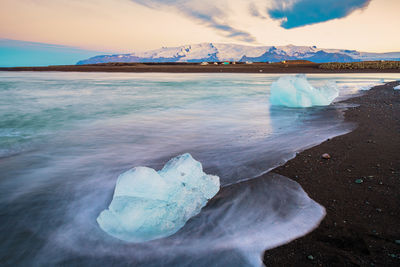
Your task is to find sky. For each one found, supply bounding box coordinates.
[0,0,399,66]
[0,39,103,67]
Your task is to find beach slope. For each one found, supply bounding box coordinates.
[263,81,400,266]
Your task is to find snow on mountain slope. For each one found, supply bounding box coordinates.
[351,51,400,60]
[76,43,400,65]
[132,43,218,60]
[213,43,272,61]
[274,45,319,57]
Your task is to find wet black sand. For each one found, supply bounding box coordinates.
[263,81,400,266]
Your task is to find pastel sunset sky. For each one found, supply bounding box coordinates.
[1,0,399,53]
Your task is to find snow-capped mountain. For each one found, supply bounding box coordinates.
[76,43,400,65]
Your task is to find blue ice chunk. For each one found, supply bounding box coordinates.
[270,74,339,107]
[97,153,220,242]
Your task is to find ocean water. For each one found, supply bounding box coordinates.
[0,72,398,266]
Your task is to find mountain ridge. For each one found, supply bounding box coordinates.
[77,43,400,65]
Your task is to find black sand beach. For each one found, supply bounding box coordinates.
[262,81,400,266]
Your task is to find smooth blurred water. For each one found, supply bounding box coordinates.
[0,72,398,266]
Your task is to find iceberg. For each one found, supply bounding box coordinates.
[394,85,400,90]
[97,153,220,242]
[270,74,339,107]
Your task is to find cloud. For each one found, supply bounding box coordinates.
[249,2,267,19]
[130,0,256,42]
[268,0,371,29]
[130,0,372,39]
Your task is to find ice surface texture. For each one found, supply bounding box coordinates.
[270,74,339,107]
[394,85,400,90]
[97,153,220,242]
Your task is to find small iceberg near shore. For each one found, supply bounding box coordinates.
[270,74,339,107]
[394,85,400,90]
[97,153,220,242]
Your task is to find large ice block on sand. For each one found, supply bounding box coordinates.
[97,153,220,242]
[270,74,339,107]
[394,85,400,90]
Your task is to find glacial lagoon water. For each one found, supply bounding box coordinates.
[0,72,398,266]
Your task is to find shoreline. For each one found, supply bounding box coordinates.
[262,81,400,266]
[1,63,400,73]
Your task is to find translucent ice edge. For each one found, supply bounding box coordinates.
[97,153,220,242]
[270,74,339,108]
